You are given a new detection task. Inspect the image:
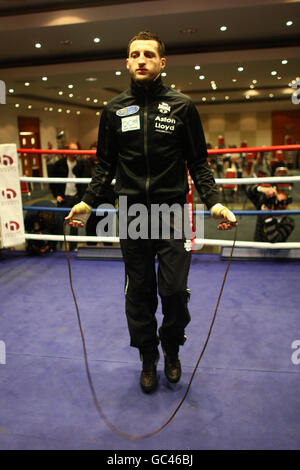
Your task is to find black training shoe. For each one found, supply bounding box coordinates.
[164,354,181,383]
[140,352,159,393]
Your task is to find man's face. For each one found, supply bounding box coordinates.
[126,39,166,85]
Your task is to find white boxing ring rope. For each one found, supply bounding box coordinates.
[21,173,300,250]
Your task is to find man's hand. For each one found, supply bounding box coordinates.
[210,203,237,230]
[65,201,92,227]
[57,195,64,204]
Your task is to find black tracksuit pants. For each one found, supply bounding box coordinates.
[119,210,192,357]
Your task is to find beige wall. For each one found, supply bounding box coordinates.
[0,105,272,151]
[198,109,272,148]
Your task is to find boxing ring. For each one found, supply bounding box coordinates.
[0,145,300,450]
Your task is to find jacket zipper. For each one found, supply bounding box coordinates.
[144,94,151,209]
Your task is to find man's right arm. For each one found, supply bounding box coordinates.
[65,107,118,226]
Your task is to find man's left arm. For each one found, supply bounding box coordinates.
[184,100,236,230]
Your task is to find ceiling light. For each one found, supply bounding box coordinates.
[237,67,244,72]
[42,76,48,81]
[199,75,205,80]
[161,72,167,77]
[58,108,62,112]
[180,28,197,34]
[277,76,282,80]
[220,26,227,31]
[49,107,53,112]
[15,103,20,108]
[171,84,176,88]
[286,20,293,26]
[232,78,237,82]
[250,84,255,89]
[115,71,121,76]
[8,88,14,93]
[202,97,207,101]
[96,111,100,116]
[76,111,81,115]
[44,107,48,111]
[68,84,74,89]
[86,77,97,82]
[245,95,250,100]
[271,71,277,75]
[93,99,98,103]
[66,109,71,114]
[27,105,32,109]
[60,39,72,46]
[225,96,230,100]
[68,93,74,98]
[58,91,63,95]
[24,82,30,87]
[86,97,91,101]
[103,101,108,105]
[252,79,257,84]
[269,93,274,98]
[194,65,200,70]
[35,42,42,48]
[93,37,101,43]
[281,59,288,65]
[211,97,216,101]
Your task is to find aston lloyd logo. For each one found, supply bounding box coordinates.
[0,154,14,166]
[158,102,171,114]
[0,80,6,104]
[5,220,20,231]
[1,188,17,199]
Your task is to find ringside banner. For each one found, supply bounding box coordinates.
[0,144,25,248]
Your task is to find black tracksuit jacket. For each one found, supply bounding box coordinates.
[82,76,220,209]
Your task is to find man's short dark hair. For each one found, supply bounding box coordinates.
[127,31,165,58]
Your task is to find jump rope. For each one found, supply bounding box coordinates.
[63,220,237,440]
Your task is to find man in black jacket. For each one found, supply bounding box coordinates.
[66,31,236,392]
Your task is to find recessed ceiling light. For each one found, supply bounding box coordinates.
[24,82,30,87]
[281,59,288,65]
[27,105,32,109]
[93,98,98,103]
[211,97,216,101]
[245,95,250,99]
[42,76,48,81]
[96,111,100,116]
[237,66,244,72]
[60,39,72,46]
[76,111,81,115]
[250,84,255,89]
[93,37,101,43]
[199,75,205,80]
[277,76,282,80]
[58,108,62,112]
[68,84,74,89]
[202,97,207,101]
[180,28,197,34]
[232,78,237,82]
[49,107,53,112]
[86,97,91,101]
[286,20,293,26]
[103,101,108,105]
[44,107,48,111]
[225,96,230,100]
[86,77,98,82]
[58,91,63,95]
[68,93,74,98]
[35,42,42,48]
[271,71,277,75]
[269,93,274,98]
[194,65,200,70]
[161,72,167,77]
[115,71,121,76]
[8,88,14,93]
[252,79,257,84]
[66,109,71,114]
[220,26,227,31]
[171,84,176,88]
[15,103,20,108]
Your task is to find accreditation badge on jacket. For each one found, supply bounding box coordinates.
[121,115,141,132]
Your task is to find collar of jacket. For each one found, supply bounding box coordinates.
[130,75,164,98]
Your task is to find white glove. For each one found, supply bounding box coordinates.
[210,203,237,230]
[65,201,92,227]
